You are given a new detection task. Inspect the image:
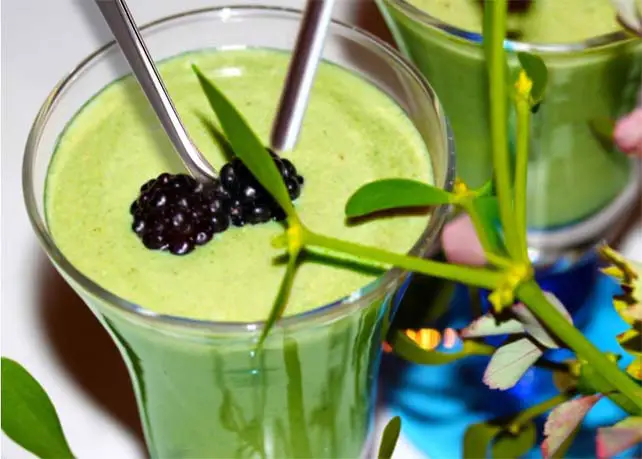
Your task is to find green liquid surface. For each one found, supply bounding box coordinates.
[46,49,433,322]
[407,0,621,43]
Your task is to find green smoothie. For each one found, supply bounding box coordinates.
[45,49,435,458]
[380,0,641,229]
[46,49,432,322]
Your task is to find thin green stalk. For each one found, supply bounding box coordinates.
[462,199,512,268]
[517,280,642,414]
[303,230,503,290]
[485,0,520,258]
[509,391,575,433]
[514,94,531,262]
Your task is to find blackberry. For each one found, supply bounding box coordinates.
[130,173,231,255]
[218,150,304,227]
[507,0,532,13]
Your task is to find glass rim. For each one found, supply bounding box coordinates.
[23,4,455,335]
[386,0,637,53]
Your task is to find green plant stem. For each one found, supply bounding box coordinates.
[303,230,503,290]
[517,280,642,414]
[485,0,520,259]
[462,199,512,268]
[514,95,530,262]
[509,391,575,433]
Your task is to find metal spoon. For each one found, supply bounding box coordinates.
[94,0,216,182]
[270,0,336,152]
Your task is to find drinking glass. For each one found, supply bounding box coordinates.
[378,0,641,260]
[23,6,454,458]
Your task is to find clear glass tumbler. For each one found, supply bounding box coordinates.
[23,6,454,458]
[378,0,641,260]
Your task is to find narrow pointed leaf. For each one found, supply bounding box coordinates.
[460,313,524,338]
[492,421,537,458]
[476,179,494,197]
[1,358,75,459]
[484,337,543,390]
[471,196,505,255]
[596,416,642,458]
[463,422,501,459]
[377,416,401,459]
[257,252,299,347]
[192,66,296,217]
[512,292,572,349]
[541,394,602,458]
[517,52,548,104]
[345,179,453,218]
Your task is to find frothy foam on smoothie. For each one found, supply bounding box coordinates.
[46,49,434,322]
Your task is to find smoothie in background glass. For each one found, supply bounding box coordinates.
[378,0,641,230]
[24,7,453,458]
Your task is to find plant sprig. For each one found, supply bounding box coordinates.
[192,32,642,419]
[190,2,642,457]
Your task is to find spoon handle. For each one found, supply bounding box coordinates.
[94,0,216,181]
[270,0,336,152]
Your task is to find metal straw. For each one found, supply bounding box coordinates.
[270,0,336,152]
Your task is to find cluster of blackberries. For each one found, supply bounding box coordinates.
[221,151,304,226]
[130,153,303,255]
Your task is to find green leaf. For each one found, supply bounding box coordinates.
[492,421,536,458]
[377,416,401,459]
[483,337,543,390]
[476,179,494,197]
[1,358,75,459]
[470,196,505,255]
[257,252,300,347]
[464,422,501,459]
[192,66,296,218]
[517,52,548,104]
[345,179,453,219]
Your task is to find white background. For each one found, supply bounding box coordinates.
[1,1,640,458]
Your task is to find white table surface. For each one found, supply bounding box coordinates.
[1,1,640,458]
